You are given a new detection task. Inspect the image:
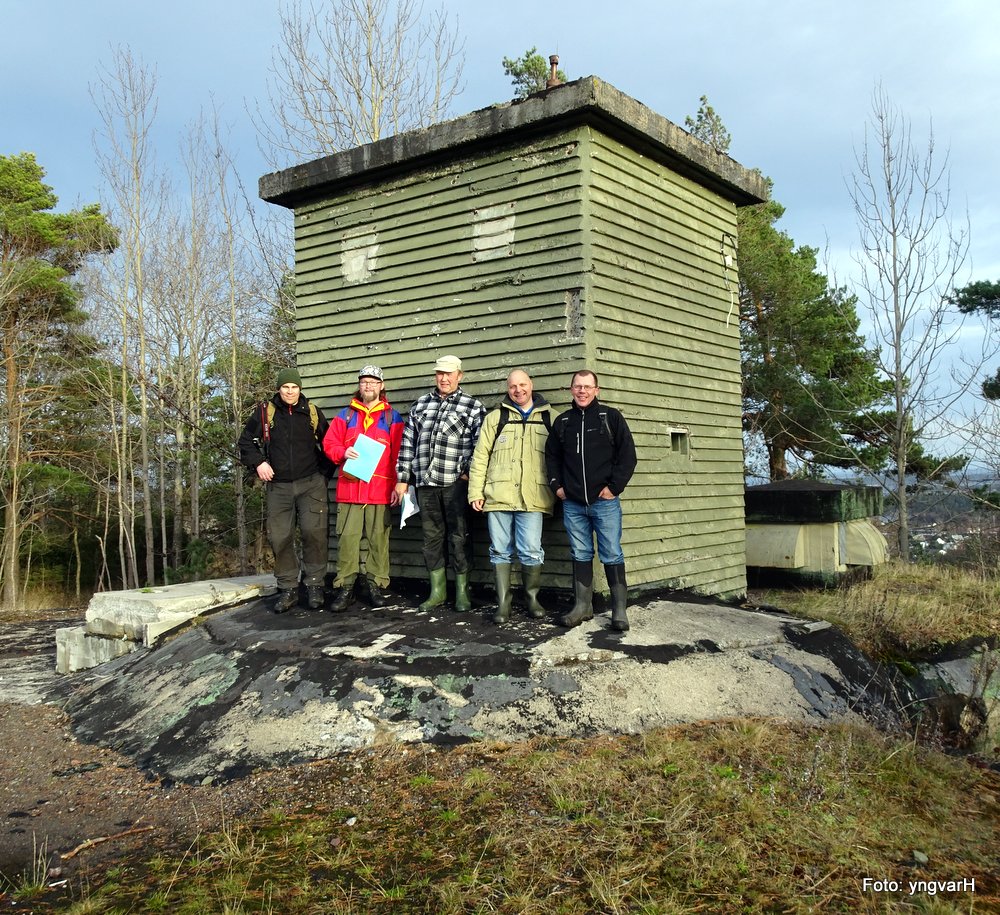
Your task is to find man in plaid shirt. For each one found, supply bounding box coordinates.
[395,354,486,612]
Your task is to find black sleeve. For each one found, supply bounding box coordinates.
[237,407,265,468]
[545,418,565,493]
[608,411,637,496]
[314,405,330,443]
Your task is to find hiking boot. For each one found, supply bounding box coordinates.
[307,585,325,611]
[365,579,390,608]
[273,589,298,614]
[329,586,353,613]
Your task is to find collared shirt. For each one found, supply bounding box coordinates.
[396,387,486,487]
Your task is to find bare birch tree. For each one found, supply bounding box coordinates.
[91,47,164,586]
[849,85,989,557]
[256,0,465,166]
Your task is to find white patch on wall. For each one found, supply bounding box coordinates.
[341,228,379,284]
[472,203,515,261]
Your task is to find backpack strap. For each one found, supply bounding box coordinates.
[262,402,272,445]
[496,405,551,437]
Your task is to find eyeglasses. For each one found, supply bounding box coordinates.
[571,384,596,391]
[359,379,382,386]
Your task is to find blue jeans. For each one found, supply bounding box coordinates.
[486,511,544,566]
[562,497,624,564]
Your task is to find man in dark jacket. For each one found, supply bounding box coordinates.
[238,368,330,613]
[545,369,637,631]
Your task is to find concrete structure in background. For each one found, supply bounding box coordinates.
[55,576,275,673]
[744,481,888,585]
[260,76,769,600]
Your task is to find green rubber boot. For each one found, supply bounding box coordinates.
[522,564,546,619]
[492,563,513,623]
[419,567,448,611]
[454,570,473,613]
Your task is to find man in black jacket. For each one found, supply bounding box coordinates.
[238,368,330,613]
[545,369,637,631]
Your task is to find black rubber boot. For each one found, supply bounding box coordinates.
[522,564,546,619]
[365,579,390,608]
[492,563,513,623]
[329,580,354,613]
[560,561,594,627]
[605,563,629,631]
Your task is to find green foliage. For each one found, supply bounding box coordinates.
[950,278,1000,318]
[684,94,732,153]
[950,279,1000,398]
[0,153,118,604]
[738,194,892,479]
[0,153,116,318]
[501,47,566,99]
[684,99,895,482]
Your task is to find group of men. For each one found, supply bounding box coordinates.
[238,356,637,631]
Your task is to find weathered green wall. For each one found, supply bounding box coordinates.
[294,128,591,586]
[268,78,769,599]
[582,129,747,597]
[292,124,746,597]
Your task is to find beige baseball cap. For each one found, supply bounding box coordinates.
[434,354,463,373]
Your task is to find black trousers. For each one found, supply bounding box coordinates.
[418,479,471,573]
[266,473,329,589]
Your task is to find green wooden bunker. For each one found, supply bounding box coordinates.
[260,77,769,599]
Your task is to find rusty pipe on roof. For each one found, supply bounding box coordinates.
[546,55,562,89]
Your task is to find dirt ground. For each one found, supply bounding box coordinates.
[0,700,321,890]
[0,613,333,902]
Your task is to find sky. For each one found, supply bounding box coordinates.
[4,0,1000,315]
[5,0,1000,282]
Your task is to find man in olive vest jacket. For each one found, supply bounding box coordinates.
[469,369,555,623]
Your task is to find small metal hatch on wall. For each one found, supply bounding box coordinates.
[667,424,689,456]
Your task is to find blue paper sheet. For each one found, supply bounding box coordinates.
[340,434,387,483]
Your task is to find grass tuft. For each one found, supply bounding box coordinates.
[752,559,1000,657]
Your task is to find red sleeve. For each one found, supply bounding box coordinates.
[323,414,348,464]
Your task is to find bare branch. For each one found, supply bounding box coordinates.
[253,0,465,168]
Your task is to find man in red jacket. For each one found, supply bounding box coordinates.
[323,365,403,611]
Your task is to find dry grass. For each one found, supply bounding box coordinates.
[30,720,1000,914]
[752,559,1000,658]
[8,561,1000,911]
